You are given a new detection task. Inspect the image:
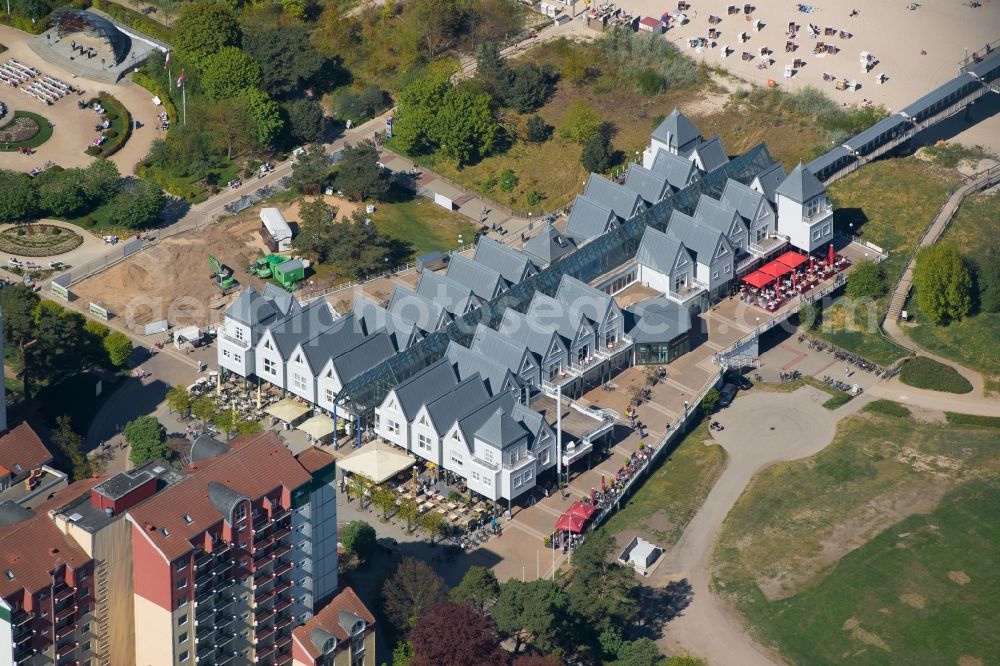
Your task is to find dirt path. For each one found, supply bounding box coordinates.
[649,386,870,665]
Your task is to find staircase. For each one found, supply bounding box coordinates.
[94,560,111,666]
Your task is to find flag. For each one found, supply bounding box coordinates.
[176,70,185,88]
[164,51,170,70]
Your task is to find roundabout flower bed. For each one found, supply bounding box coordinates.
[0,111,52,151]
[0,224,83,256]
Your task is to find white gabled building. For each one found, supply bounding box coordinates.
[775,163,834,253]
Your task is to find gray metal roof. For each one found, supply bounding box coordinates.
[475,408,528,449]
[692,136,730,172]
[455,392,517,450]
[555,275,615,325]
[425,374,491,434]
[523,223,575,267]
[352,297,386,336]
[527,292,584,345]
[624,163,670,205]
[270,298,340,357]
[966,49,1000,80]
[636,226,688,275]
[389,359,458,421]
[752,163,787,204]
[331,331,396,385]
[625,295,692,343]
[226,287,278,327]
[499,309,563,362]
[445,341,519,396]
[190,435,230,463]
[300,313,369,373]
[261,283,300,317]
[52,10,130,64]
[510,403,549,447]
[774,162,826,203]
[651,107,702,153]
[446,254,507,301]
[276,259,304,274]
[900,75,978,118]
[416,269,482,316]
[473,236,535,284]
[310,628,336,655]
[566,195,618,244]
[387,286,448,333]
[666,210,727,262]
[584,173,644,220]
[694,194,744,236]
[842,115,909,152]
[720,179,765,221]
[207,481,246,525]
[471,324,532,374]
[806,146,852,177]
[650,148,699,190]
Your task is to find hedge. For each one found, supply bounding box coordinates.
[91,0,173,43]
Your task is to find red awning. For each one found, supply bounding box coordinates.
[555,513,587,533]
[742,271,774,288]
[775,251,807,269]
[759,261,793,279]
[566,501,597,521]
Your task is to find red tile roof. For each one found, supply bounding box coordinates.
[127,433,313,561]
[0,423,52,477]
[296,447,335,474]
[292,587,376,660]
[0,509,92,599]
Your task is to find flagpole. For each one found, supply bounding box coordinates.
[182,84,186,125]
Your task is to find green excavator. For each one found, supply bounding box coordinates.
[209,255,240,294]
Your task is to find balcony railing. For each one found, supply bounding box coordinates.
[12,611,32,628]
[54,586,75,603]
[273,580,293,596]
[55,605,76,623]
[502,452,535,471]
[470,455,499,471]
[56,623,75,640]
[803,205,833,224]
[593,334,633,361]
[272,526,292,542]
[256,608,274,624]
[273,597,292,614]
[272,544,292,559]
[273,561,293,577]
[219,330,251,350]
[255,589,276,606]
[56,641,77,657]
[256,627,276,644]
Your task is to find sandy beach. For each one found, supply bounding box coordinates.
[606,0,1000,152]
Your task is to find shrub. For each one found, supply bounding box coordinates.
[635,67,666,95]
[83,216,95,227]
[525,114,551,142]
[863,399,910,418]
[898,357,973,394]
[526,190,544,207]
[103,129,118,139]
[845,260,886,300]
[701,388,720,413]
[822,393,854,410]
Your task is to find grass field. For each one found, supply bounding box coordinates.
[902,192,1000,393]
[899,356,973,394]
[806,157,961,365]
[599,421,726,547]
[371,197,474,258]
[712,409,1000,666]
[863,399,910,418]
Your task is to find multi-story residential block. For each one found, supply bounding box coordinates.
[0,495,95,666]
[125,434,337,666]
[291,587,375,666]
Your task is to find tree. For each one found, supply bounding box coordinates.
[174,1,241,66]
[914,244,973,324]
[283,99,326,145]
[566,531,639,634]
[700,388,720,413]
[213,409,236,440]
[492,579,567,654]
[392,641,415,666]
[289,144,332,194]
[238,89,284,148]
[845,260,886,300]
[0,170,37,224]
[35,168,87,217]
[581,131,613,173]
[200,47,262,100]
[394,74,451,156]
[417,509,446,544]
[525,115,552,143]
[32,302,89,386]
[372,484,397,520]
[81,159,121,204]
[398,497,420,532]
[1,285,40,396]
[341,520,377,561]
[972,246,1000,313]
[335,140,392,201]
[615,637,665,666]
[513,656,562,666]
[234,416,263,436]
[495,63,558,113]
[451,566,499,613]
[111,179,166,229]
[203,98,258,160]
[410,601,507,666]
[166,385,192,416]
[499,168,518,194]
[52,415,94,481]
[475,41,506,89]
[155,0,180,26]
[191,396,218,427]
[431,87,498,165]
[560,100,602,144]
[102,331,133,368]
[241,22,330,98]
[124,416,170,467]
[382,557,446,633]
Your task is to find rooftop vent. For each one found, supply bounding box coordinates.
[67,513,83,523]
[4,570,13,581]
[182,514,192,524]
[152,466,166,475]
[48,547,59,555]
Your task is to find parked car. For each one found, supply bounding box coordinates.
[718,383,739,408]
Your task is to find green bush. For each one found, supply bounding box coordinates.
[944,412,1000,428]
[103,129,118,139]
[899,357,973,394]
[822,393,854,410]
[863,399,910,418]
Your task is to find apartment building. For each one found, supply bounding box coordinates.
[0,422,66,510]
[291,588,375,666]
[125,434,337,666]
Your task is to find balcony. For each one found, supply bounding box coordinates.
[196,623,215,642]
[273,597,292,614]
[54,586,75,603]
[253,569,274,587]
[273,580,293,596]
[803,204,833,225]
[273,561,293,578]
[55,605,76,623]
[471,455,499,471]
[255,626,276,644]
[216,631,236,649]
[749,234,788,257]
[593,334,633,361]
[257,644,276,659]
[256,608,275,624]
[272,526,292,542]
[255,589,276,606]
[502,451,535,471]
[272,543,292,559]
[15,630,32,645]
[56,641,78,658]
[276,634,292,649]
[274,612,294,629]
[12,611,32,627]
[56,623,76,640]
[194,551,214,569]
[220,330,251,350]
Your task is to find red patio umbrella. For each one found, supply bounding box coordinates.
[743,271,774,289]
[809,256,815,273]
[567,501,598,521]
[775,251,807,270]
[828,243,835,266]
[555,513,587,533]
[759,261,792,279]
[600,475,606,492]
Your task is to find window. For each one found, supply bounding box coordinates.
[292,373,307,392]
[177,615,188,627]
[233,503,247,523]
[513,475,522,488]
[264,339,273,350]
[178,631,188,643]
[712,271,719,280]
[177,578,187,590]
[450,452,463,467]
[263,358,277,376]
[386,420,400,436]
[324,388,335,404]
[483,448,494,463]
[234,354,242,365]
[179,650,189,662]
[234,327,244,342]
[539,449,549,465]
[524,469,532,481]
[177,558,188,570]
[812,228,821,241]
[483,477,491,487]
[471,470,481,482]
[417,434,432,451]
[81,623,90,635]
[822,223,832,235]
[222,349,232,359]
[177,597,187,608]
[725,265,732,274]
[79,569,89,581]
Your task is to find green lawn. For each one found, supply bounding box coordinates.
[0,111,54,151]
[807,157,962,365]
[899,356,973,394]
[370,196,474,258]
[598,421,727,547]
[712,409,1000,666]
[821,393,853,410]
[863,399,911,418]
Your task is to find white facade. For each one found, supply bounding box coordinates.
[286,345,318,404]
[218,317,255,377]
[637,249,694,299]
[375,391,411,452]
[254,329,287,389]
[749,199,778,247]
[778,192,834,253]
[260,208,293,252]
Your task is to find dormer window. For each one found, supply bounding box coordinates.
[234,327,244,342]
